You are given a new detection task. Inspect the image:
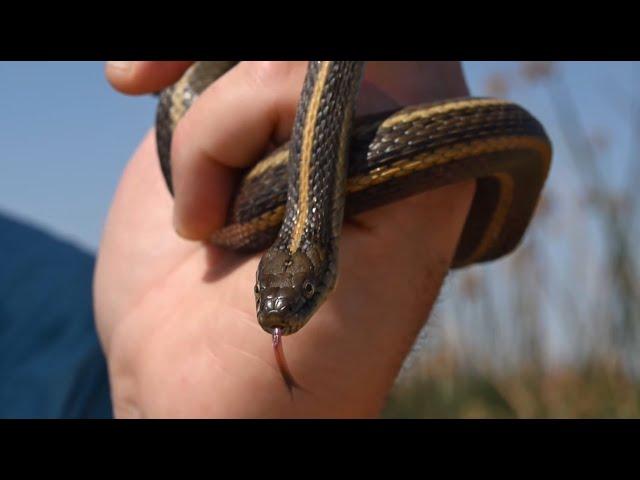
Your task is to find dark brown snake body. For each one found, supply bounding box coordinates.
[156,61,552,391]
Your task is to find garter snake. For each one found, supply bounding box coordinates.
[156,61,552,391]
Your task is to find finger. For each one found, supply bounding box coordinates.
[363,61,468,104]
[105,61,194,95]
[170,61,309,240]
[356,79,401,116]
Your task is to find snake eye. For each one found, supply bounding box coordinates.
[254,284,260,295]
[303,281,315,299]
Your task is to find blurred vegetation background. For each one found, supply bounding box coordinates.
[383,61,640,418]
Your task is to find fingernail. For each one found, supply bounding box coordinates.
[107,61,133,72]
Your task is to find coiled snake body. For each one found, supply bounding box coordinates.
[157,61,552,390]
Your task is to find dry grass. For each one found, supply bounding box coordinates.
[383,354,640,418]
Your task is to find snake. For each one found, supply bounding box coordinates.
[156,61,552,391]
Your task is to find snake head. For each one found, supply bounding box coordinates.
[255,245,335,336]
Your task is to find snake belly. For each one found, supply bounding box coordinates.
[156,62,552,284]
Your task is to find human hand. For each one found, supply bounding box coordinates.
[95,61,475,418]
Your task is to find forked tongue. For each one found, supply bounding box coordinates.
[272,327,304,395]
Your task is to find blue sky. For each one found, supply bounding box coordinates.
[0,61,155,250]
[0,61,635,251]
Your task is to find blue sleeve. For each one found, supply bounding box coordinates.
[0,213,112,418]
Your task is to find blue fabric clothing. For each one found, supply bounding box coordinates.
[0,212,112,418]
